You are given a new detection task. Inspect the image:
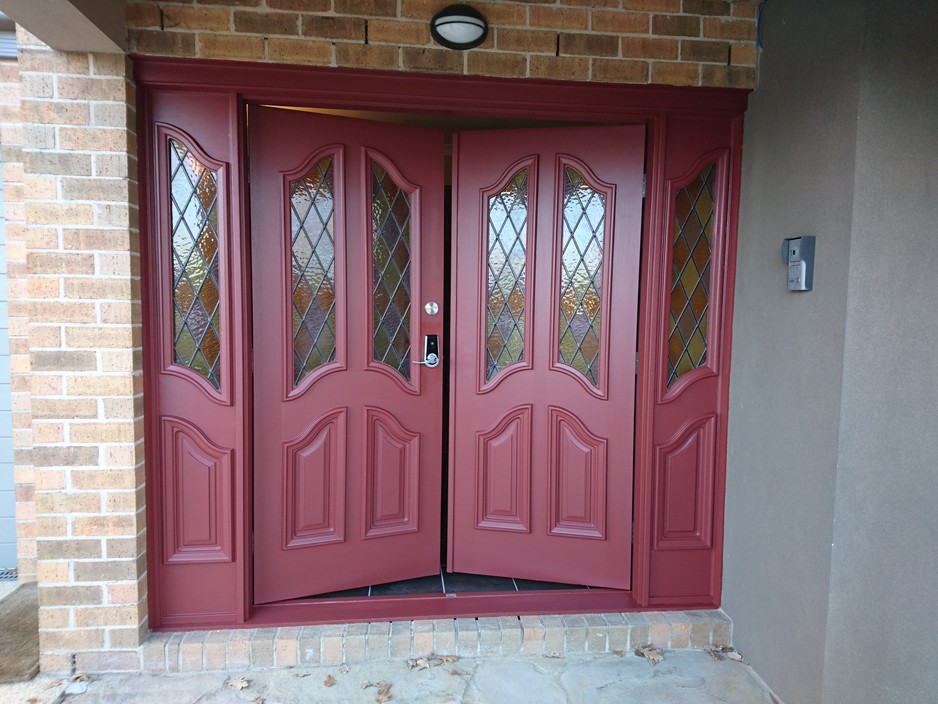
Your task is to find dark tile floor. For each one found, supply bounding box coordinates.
[309,570,589,600]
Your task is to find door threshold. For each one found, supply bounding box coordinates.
[248,589,643,628]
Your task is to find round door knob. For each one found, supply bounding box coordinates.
[424,301,439,316]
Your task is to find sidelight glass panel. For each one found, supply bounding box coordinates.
[371,162,412,380]
[558,167,605,387]
[169,137,221,389]
[290,157,337,385]
[486,168,529,381]
[668,162,715,387]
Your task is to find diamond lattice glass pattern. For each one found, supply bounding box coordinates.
[558,167,605,387]
[169,138,221,389]
[667,162,715,387]
[486,169,529,381]
[290,157,337,385]
[371,162,412,381]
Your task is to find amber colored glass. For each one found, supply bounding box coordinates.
[486,168,529,381]
[290,157,337,385]
[668,162,716,387]
[558,167,605,386]
[371,162,412,380]
[169,138,221,389]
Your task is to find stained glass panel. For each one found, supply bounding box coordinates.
[558,167,605,387]
[486,168,528,381]
[169,138,221,389]
[371,162,411,380]
[667,162,715,387]
[291,157,337,385]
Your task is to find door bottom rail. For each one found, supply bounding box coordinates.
[121,611,732,674]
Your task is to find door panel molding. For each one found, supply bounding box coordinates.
[475,404,532,533]
[363,406,420,538]
[547,406,607,540]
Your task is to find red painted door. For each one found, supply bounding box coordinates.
[449,126,645,589]
[251,107,445,604]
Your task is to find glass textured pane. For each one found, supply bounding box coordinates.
[169,138,221,389]
[667,162,716,387]
[486,168,528,381]
[558,167,605,386]
[371,162,411,380]
[290,157,337,385]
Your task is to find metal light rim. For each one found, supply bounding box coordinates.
[430,4,489,51]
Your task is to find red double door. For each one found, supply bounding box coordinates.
[251,107,644,603]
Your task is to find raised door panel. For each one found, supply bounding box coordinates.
[475,405,532,532]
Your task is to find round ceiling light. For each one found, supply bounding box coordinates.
[430,4,488,50]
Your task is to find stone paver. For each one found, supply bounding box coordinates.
[0,650,775,704]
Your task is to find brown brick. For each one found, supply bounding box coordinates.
[71,470,140,492]
[74,604,141,627]
[732,1,760,19]
[467,52,527,78]
[335,0,397,17]
[198,34,265,60]
[42,629,105,652]
[32,398,97,419]
[57,76,127,102]
[591,11,650,34]
[17,50,89,74]
[125,2,161,29]
[59,127,131,153]
[681,39,730,63]
[31,350,96,372]
[25,203,94,227]
[529,56,590,81]
[195,0,260,5]
[402,47,463,73]
[163,6,231,32]
[652,14,701,36]
[621,36,678,60]
[592,58,650,83]
[730,41,757,65]
[39,607,71,629]
[267,0,330,9]
[472,2,526,27]
[91,103,133,129]
[367,19,429,45]
[494,28,554,54]
[28,252,95,275]
[22,100,89,126]
[682,0,730,15]
[528,7,589,30]
[74,560,139,583]
[623,0,680,10]
[63,229,133,252]
[129,28,196,57]
[65,375,136,397]
[702,17,756,40]
[37,537,102,560]
[302,15,366,41]
[651,61,699,85]
[233,11,299,35]
[560,33,618,57]
[701,63,755,88]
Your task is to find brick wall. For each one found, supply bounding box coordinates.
[0,53,33,583]
[15,27,146,672]
[126,0,758,88]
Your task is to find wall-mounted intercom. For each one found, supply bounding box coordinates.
[781,236,815,291]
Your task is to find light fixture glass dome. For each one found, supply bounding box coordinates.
[431,4,488,50]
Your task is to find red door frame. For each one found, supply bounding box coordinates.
[136,57,746,629]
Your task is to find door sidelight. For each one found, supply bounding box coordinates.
[413,334,441,368]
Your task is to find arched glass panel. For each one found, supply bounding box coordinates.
[290,157,337,385]
[668,162,715,387]
[558,167,605,387]
[371,162,412,380]
[169,137,221,389]
[486,168,528,381]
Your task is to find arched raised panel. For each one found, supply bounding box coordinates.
[548,407,607,539]
[364,407,420,538]
[475,405,532,532]
[653,416,715,550]
[283,409,347,548]
[162,417,233,563]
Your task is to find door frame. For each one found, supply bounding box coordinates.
[136,57,746,629]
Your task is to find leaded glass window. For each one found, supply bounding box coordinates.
[290,157,337,385]
[558,167,605,387]
[169,138,221,389]
[668,162,715,387]
[486,168,528,381]
[371,162,411,380]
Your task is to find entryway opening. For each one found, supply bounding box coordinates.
[250,105,645,607]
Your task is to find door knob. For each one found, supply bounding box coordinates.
[412,334,441,368]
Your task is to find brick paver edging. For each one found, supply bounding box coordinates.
[121,611,732,674]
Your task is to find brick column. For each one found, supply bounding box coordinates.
[17,28,146,672]
[0,52,33,583]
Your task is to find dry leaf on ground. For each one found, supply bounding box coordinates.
[324,674,337,687]
[437,655,459,664]
[634,645,664,665]
[44,679,63,689]
[704,646,725,661]
[407,657,431,671]
[362,680,393,703]
[613,650,626,657]
[225,676,250,690]
[253,698,265,704]
[726,650,745,662]
[449,668,468,676]
[294,672,310,678]
[71,674,93,682]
